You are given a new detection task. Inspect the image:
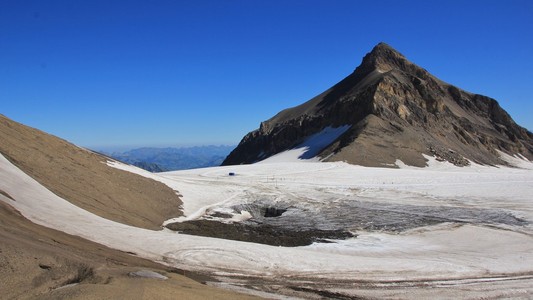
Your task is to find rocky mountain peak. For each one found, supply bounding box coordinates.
[223,43,533,167]
[355,42,410,75]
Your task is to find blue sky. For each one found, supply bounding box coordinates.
[1,0,532,150]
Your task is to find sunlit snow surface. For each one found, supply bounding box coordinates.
[2,153,533,298]
[255,125,351,163]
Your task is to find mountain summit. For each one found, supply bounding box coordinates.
[223,43,533,167]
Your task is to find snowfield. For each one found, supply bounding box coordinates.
[2,152,533,298]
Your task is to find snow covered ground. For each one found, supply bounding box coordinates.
[2,152,533,298]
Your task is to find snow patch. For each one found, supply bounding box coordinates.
[128,270,168,280]
[230,210,252,222]
[257,125,351,164]
[498,150,533,169]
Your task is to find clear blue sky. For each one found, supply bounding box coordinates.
[1,0,532,150]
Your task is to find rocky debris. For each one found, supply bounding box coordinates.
[165,220,355,247]
[223,43,533,167]
[38,263,52,270]
[428,146,470,166]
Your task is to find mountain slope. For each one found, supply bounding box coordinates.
[0,114,182,230]
[223,43,533,167]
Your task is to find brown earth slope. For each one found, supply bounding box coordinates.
[0,199,260,300]
[0,114,182,230]
[223,43,533,167]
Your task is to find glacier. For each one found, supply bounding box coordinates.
[2,153,533,298]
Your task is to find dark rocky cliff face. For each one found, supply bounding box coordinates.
[223,43,533,167]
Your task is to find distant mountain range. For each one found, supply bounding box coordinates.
[101,145,235,172]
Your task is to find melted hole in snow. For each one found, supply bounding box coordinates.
[263,207,287,218]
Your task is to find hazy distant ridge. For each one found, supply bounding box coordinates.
[103,145,235,172]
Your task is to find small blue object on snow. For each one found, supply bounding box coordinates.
[228,172,235,176]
